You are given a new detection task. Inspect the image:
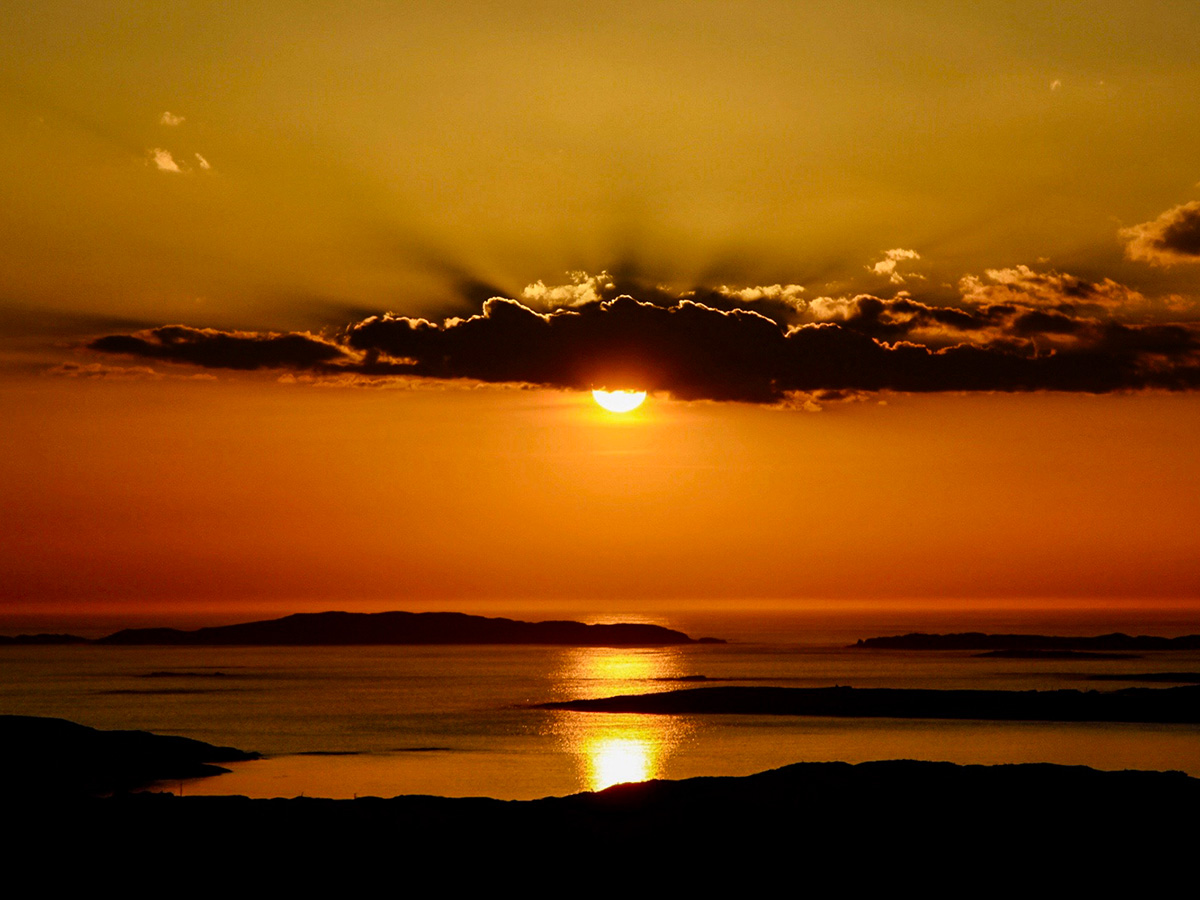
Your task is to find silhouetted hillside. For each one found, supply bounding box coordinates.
[0,715,259,798]
[15,759,1197,880]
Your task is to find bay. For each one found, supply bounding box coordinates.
[2,608,1198,799]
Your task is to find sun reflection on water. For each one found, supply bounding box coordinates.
[548,646,694,792]
[588,734,652,790]
[551,644,687,699]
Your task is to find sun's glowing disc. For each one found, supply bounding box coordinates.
[591,389,647,413]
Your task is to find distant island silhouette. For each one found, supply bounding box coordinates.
[541,683,1200,723]
[852,632,1200,651]
[972,649,1140,660]
[0,611,722,647]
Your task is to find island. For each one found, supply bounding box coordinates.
[0,611,724,647]
[851,631,1200,651]
[67,610,721,646]
[539,683,1200,723]
[972,649,1140,660]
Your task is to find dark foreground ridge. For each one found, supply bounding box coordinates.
[7,716,1195,879]
[0,715,259,798]
[853,631,1200,650]
[13,759,1198,880]
[95,610,717,646]
[540,683,1200,723]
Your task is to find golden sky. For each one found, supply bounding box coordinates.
[3,2,1200,622]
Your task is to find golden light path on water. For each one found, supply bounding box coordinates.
[589,735,651,788]
[548,645,692,792]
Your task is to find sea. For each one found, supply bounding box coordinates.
[2,607,1198,799]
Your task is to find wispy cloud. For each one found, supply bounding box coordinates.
[159,111,185,126]
[522,270,613,307]
[148,148,212,174]
[959,265,1145,312]
[150,148,181,173]
[91,326,348,370]
[868,249,921,284]
[716,284,805,306]
[49,362,162,380]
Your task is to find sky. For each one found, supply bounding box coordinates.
[3,2,1200,627]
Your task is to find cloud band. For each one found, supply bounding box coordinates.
[88,279,1200,402]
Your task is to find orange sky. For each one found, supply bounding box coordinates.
[4,373,1199,624]
[2,3,1200,627]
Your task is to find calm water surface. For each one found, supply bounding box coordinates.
[3,610,1197,799]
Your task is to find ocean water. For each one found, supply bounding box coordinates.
[2,610,1198,799]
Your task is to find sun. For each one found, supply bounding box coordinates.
[591,389,647,413]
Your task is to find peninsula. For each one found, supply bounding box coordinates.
[0,715,259,798]
[540,683,1200,724]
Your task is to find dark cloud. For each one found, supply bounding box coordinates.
[1122,201,1200,266]
[89,325,348,371]
[819,295,980,342]
[348,297,789,402]
[1010,309,1085,336]
[89,279,1200,402]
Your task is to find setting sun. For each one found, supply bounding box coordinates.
[591,390,647,413]
[3,4,1200,871]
